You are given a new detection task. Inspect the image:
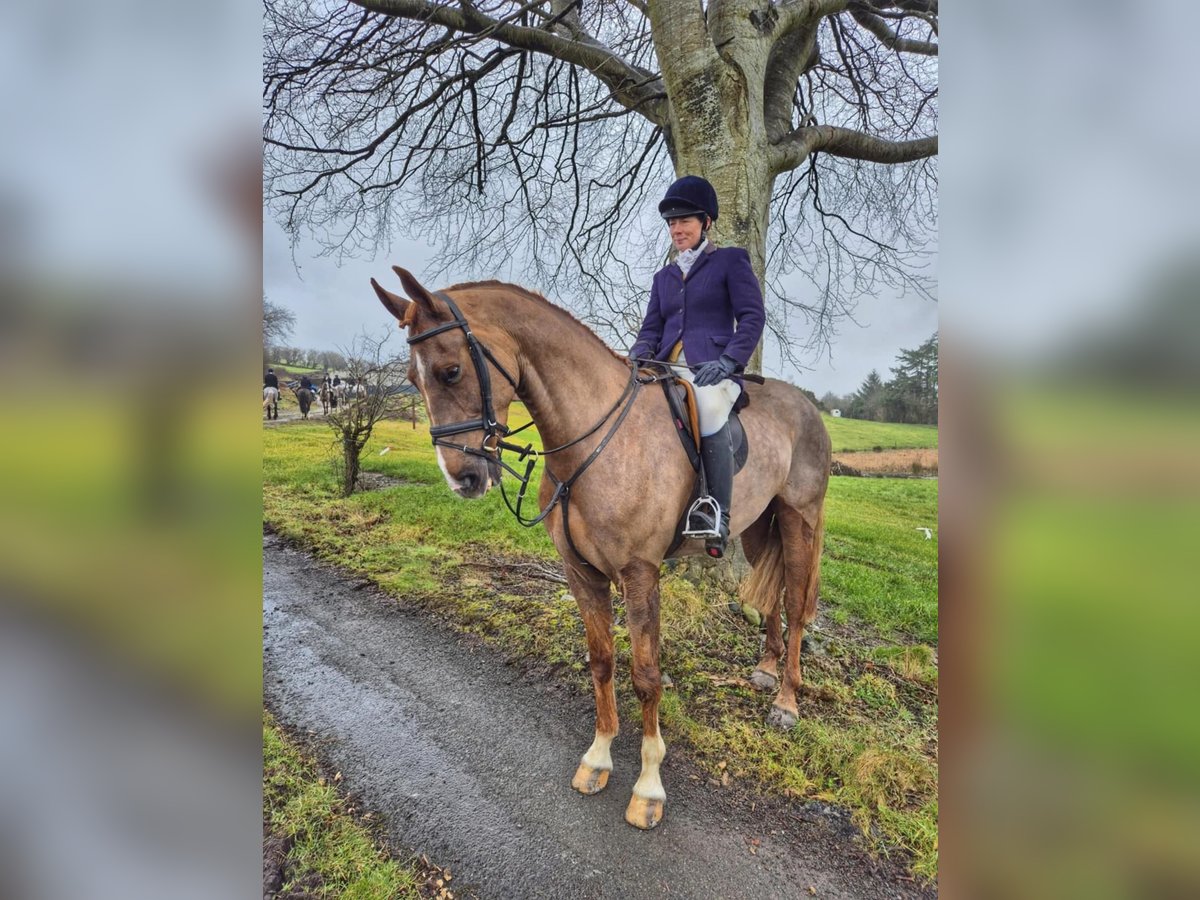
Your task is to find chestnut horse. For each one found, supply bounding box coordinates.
[372,267,830,830]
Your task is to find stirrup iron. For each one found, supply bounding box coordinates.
[683,495,722,538]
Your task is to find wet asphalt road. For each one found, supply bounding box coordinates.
[263,533,931,900]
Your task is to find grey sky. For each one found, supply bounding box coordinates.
[264,216,937,398]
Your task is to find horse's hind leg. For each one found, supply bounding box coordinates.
[619,558,666,829]
[753,605,785,692]
[769,502,825,730]
[741,510,785,692]
[568,564,618,797]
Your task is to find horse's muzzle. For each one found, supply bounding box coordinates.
[454,471,488,498]
[448,455,497,499]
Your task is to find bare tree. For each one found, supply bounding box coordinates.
[326,328,410,495]
[264,0,937,372]
[263,296,296,350]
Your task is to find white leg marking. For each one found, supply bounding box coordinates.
[581,733,615,772]
[631,727,667,801]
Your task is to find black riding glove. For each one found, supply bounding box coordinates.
[628,344,651,362]
[692,354,738,387]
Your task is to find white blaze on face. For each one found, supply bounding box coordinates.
[415,352,432,394]
[435,446,469,494]
[417,349,472,494]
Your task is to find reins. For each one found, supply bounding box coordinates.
[407,293,655,566]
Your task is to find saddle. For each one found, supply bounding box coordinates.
[656,374,750,558]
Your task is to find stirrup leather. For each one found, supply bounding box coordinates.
[682,495,722,538]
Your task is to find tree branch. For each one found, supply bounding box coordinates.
[775,0,852,39]
[349,0,667,124]
[772,125,936,172]
[848,2,938,55]
[763,22,822,143]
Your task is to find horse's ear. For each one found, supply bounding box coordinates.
[371,277,414,327]
[393,266,439,314]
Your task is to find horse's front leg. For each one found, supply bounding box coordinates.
[567,564,618,796]
[620,558,666,829]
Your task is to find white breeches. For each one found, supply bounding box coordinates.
[669,353,741,437]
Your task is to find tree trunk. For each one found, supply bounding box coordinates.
[650,3,776,375]
[342,436,360,497]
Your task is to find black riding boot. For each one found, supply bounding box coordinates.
[694,422,735,559]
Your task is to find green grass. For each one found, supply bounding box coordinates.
[263,712,429,898]
[271,362,323,374]
[821,478,939,642]
[821,414,938,452]
[263,412,939,879]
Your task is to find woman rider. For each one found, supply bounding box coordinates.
[628,176,765,559]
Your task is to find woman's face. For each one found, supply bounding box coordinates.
[667,214,706,252]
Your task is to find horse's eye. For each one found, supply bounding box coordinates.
[441,365,462,385]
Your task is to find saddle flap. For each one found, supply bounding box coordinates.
[661,378,748,473]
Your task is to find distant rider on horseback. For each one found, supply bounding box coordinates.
[628,176,766,559]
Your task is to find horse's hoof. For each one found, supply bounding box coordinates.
[767,705,798,731]
[749,669,778,692]
[625,794,664,830]
[571,764,610,795]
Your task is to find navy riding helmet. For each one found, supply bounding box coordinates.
[658,175,719,222]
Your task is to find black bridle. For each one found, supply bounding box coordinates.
[407,292,648,538]
[407,292,520,450]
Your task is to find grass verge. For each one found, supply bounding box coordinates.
[264,711,446,899]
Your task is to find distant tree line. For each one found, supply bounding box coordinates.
[268,346,350,374]
[821,333,938,425]
[262,297,350,373]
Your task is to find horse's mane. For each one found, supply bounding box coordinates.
[442,280,627,364]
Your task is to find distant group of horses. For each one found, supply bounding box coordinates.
[263,378,367,420]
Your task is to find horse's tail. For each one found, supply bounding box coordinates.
[739,515,785,618]
[738,505,825,623]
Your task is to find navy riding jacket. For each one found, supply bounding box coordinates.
[630,243,765,386]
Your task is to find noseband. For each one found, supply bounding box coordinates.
[406,292,648,545]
